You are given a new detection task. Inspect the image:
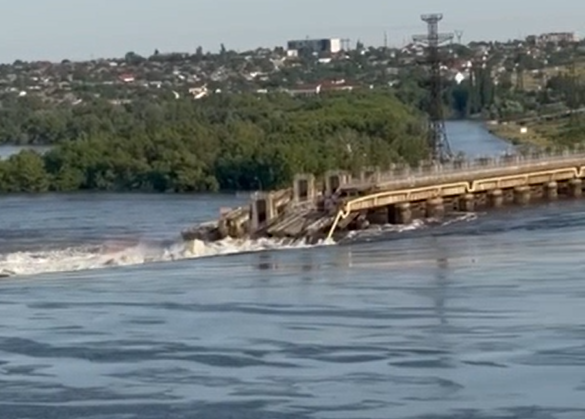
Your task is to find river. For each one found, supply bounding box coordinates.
[0,145,52,160]
[1,121,585,419]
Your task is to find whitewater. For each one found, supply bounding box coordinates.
[0,213,482,278]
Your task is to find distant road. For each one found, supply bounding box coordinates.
[511,107,585,125]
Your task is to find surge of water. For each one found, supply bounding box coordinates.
[0,214,479,278]
[0,237,336,277]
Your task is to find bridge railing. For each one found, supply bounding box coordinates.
[347,147,585,190]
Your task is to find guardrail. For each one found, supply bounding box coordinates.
[340,147,585,191]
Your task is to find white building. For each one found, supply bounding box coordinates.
[540,32,578,44]
[527,32,579,45]
[287,38,342,54]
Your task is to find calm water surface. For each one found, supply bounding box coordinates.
[0,145,51,160]
[447,120,512,156]
[1,122,585,419]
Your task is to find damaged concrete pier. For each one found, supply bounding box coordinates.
[181,149,585,243]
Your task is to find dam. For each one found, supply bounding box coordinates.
[181,148,585,243]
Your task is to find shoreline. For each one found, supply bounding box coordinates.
[1,120,565,196]
[482,120,552,149]
[447,117,538,149]
[0,190,249,197]
[0,121,519,196]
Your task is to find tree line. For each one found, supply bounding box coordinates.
[390,54,585,123]
[0,91,429,193]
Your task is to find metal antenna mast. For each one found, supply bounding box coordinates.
[413,13,454,162]
[454,30,463,44]
[341,38,351,51]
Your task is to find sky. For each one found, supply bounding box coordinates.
[0,0,583,63]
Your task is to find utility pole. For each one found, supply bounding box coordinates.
[413,13,454,162]
[514,49,524,92]
[568,42,580,123]
[384,31,388,50]
[515,64,524,91]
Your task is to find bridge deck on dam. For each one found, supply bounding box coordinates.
[181,149,585,244]
[339,151,585,194]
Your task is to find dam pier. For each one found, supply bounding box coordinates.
[181,149,585,243]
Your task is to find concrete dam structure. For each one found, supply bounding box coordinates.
[181,149,585,243]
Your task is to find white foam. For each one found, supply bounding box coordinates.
[343,219,422,240]
[0,237,335,278]
[441,212,479,225]
[0,213,476,278]
[344,213,478,242]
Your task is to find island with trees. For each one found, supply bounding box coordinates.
[0,90,428,192]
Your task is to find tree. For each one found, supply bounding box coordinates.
[125,51,145,65]
[0,90,428,193]
[2,150,49,192]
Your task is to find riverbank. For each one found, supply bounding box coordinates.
[484,120,554,149]
[485,116,585,151]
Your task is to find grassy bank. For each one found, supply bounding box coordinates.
[486,121,557,148]
[487,117,585,150]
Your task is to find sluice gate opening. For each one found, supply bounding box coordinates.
[298,179,309,202]
[256,199,267,225]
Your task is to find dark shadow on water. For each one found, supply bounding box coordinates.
[256,252,277,271]
[431,239,450,327]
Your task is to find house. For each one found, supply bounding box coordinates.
[118,73,135,83]
[188,84,209,99]
[287,79,360,96]
[539,32,578,45]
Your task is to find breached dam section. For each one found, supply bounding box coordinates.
[181,149,585,244]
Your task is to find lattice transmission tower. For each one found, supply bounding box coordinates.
[413,14,454,162]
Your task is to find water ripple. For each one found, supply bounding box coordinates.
[3,167,585,417]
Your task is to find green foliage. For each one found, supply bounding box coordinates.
[551,119,585,147]
[547,73,585,110]
[0,91,428,193]
[0,150,49,192]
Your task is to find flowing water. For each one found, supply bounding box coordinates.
[1,121,585,419]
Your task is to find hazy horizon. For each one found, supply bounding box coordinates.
[0,0,583,63]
